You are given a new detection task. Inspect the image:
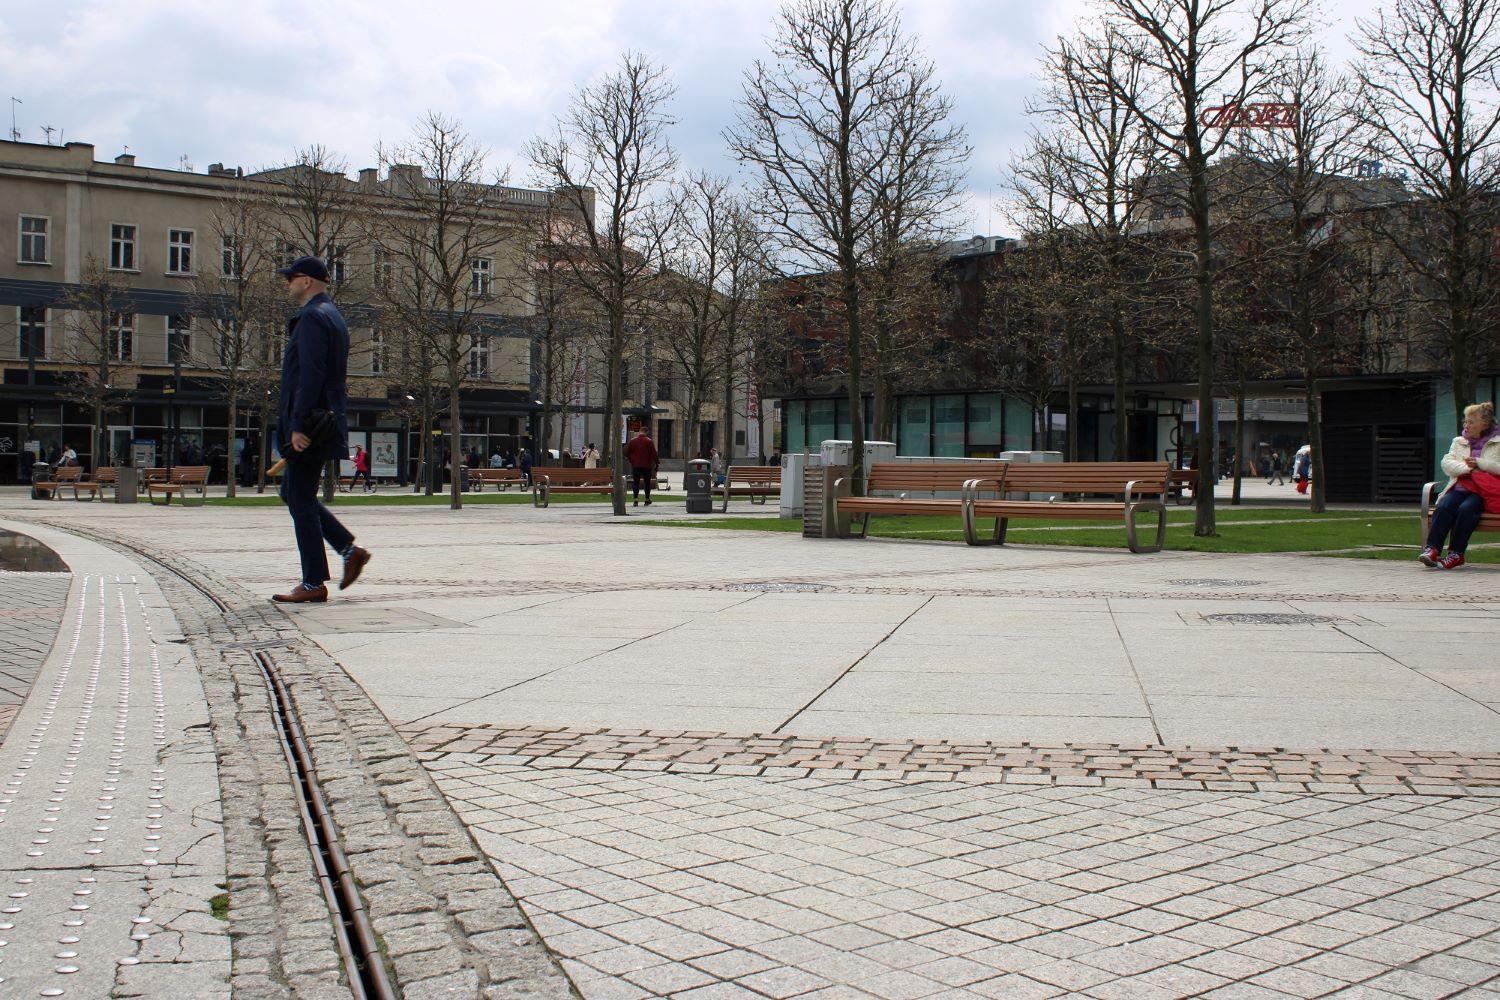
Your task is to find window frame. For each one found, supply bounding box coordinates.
[18,214,50,265]
[166,228,195,276]
[369,328,387,375]
[108,311,135,362]
[17,306,48,360]
[469,257,492,297]
[167,314,192,365]
[108,222,139,272]
[468,333,490,379]
[330,245,346,284]
[220,234,239,278]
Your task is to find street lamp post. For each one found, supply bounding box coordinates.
[166,357,181,476]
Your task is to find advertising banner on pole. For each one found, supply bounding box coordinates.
[370,431,399,478]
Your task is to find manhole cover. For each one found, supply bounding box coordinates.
[1170,579,1263,589]
[219,638,299,652]
[729,582,831,593]
[1204,613,1337,626]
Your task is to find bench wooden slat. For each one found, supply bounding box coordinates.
[532,467,617,507]
[833,462,1010,540]
[718,465,783,511]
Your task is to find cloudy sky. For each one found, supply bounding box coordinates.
[3,0,1370,236]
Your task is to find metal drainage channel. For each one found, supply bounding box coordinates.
[104,544,395,1000]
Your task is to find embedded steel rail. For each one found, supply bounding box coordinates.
[76,533,396,1000]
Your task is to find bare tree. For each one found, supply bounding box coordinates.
[191,180,284,497]
[55,257,132,469]
[717,203,774,460]
[524,196,589,461]
[1355,0,1500,415]
[729,0,966,491]
[1094,0,1309,535]
[1033,24,1154,459]
[529,51,679,515]
[374,114,518,509]
[263,144,365,273]
[1251,51,1363,511]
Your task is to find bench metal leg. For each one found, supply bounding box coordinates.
[532,484,550,508]
[1125,502,1166,554]
[961,499,1007,546]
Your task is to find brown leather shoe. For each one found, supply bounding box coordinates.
[272,583,328,604]
[339,547,371,591]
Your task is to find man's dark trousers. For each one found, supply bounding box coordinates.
[631,467,652,502]
[281,457,353,585]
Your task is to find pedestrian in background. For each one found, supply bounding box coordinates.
[519,447,534,487]
[582,442,600,469]
[625,428,659,507]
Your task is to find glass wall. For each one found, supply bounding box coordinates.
[967,394,1001,456]
[807,398,836,449]
[1003,398,1034,452]
[933,394,966,457]
[898,396,930,456]
[784,399,806,453]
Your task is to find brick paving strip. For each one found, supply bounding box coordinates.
[24,520,575,1000]
[0,571,70,744]
[403,724,1500,796]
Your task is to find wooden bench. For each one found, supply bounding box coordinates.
[72,466,119,501]
[146,466,209,506]
[965,461,1172,553]
[718,465,782,512]
[1169,468,1197,506]
[140,468,169,493]
[33,465,82,500]
[532,467,617,507]
[835,462,1010,541]
[1421,481,1500,546]
[469,468,524,492]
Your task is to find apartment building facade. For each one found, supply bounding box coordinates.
[0,138,553,483]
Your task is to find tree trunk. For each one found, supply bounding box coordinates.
[608,313,627,516]
[226,397,238,499]
[722,349,735,461]
[840,265,866,494]
[1231,369,1245,506]
[257,425,268,494]
[1066,373,1079,462]
[419,407,432,496]
[1110,306,1127,460]
[1304,372,1325,514]
[1190,157,1217,536]
[448,376,463,511]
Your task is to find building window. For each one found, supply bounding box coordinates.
[373,248,394,287]
[656,379,674,401]
[266,327,285,365]
[370,329,387,375]
[167,315,192,364]
[18,306,47,360]
[274,239,298,268]
[468,334,490,378]
[330,245,346,284]
[109,312,135,362]
[19,216,49,264]
[470,257,492,296]
[109,223,137,271]
[220,235,239,277]
[167,229,194,275]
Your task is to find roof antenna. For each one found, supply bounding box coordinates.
[40,125,55,144]
[8,97,21,142]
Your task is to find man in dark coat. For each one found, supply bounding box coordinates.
[625,427,659,506]
[272,256,370,603]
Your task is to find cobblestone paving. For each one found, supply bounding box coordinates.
[0,569,229,998]
[405,726,1500,796]
[428,758,1500,1000]
[0,570,69,743]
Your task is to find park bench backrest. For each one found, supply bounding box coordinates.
[1000,461,1171,495]
[93,467,118,483]
[865,462,1008,495]
[728,466,782,484]
[46,466,84,482]
[169,466,209,485]
[535,467,614,486]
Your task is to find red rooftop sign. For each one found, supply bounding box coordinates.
[1198,102,1300,128]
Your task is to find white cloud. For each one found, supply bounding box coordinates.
[1,0,1377,234]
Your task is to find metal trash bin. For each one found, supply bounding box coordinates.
[116,466,139,503]
[685,459,713,514]
[31,462,53,500]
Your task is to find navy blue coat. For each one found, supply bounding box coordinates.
[277,292,349,464]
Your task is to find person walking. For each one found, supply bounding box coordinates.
[350,444,373,492]
[582,442,600,469]
[1266,450,1286,485]
[709,446,725,487]
[518,447,534,488]
[625,427,659,506]
[271,256,370,604]
[1292,444,1312,495]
